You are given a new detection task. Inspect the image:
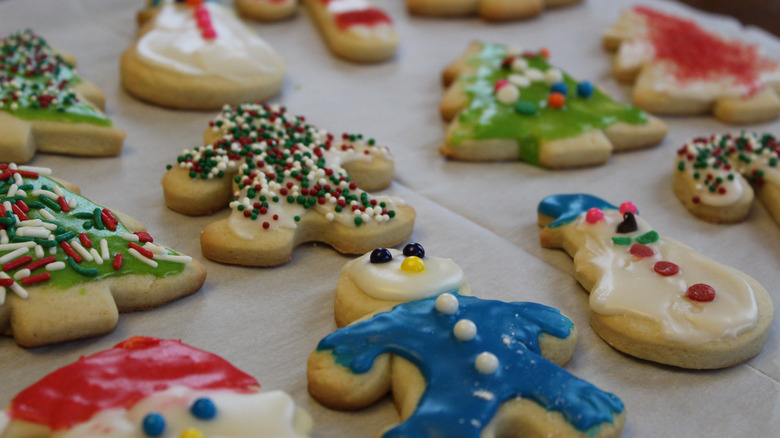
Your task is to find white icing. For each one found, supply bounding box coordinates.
[575,210,758,344]
[136,2,283,81]
[454,319,477,341]
[435,293,459,314]
[475,352,499,374]
[58,387,311,438]
[343,249,464,301]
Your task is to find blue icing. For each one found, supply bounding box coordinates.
[539,194,618,228]
[317,295,624,437]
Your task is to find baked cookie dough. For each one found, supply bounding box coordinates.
[407,0,582,21]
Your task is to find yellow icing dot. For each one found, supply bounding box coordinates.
[180,428,204,438]
[401,256,425,273]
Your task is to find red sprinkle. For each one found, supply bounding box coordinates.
[128,242,154,259]
[653,261,680,276]
[11,204,28,221]
[101,209,118,231]
[60,241,82,263]
[22,273,51,285]
[78,233,93,248]
[134,232,154,243]
[23,256,57,272]
[686,283,716,302]
[57,196,70,213]
[629,243,655,258]
[16,200,29,213]
[113,253,123,271]
[0,278,13,287]
[3,255,33,272]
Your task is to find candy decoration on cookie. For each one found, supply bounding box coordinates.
[0,163,206,347]
[538,194,774,369]
[603,6,780,124]
[439,42,667,167]
[0,30,125,163]
[162,103,415,266]
[674,132,780,225]
[120,0,285,109]
[0,337,312,437]
[406,0,582,21]
[308,294,625,437]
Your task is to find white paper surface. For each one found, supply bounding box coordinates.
[0,0,779,436]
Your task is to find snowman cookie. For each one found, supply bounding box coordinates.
[439,42,666,167]
[538,194,774,369]
[603,6,780,124]
[121,0,285,110]
[0,30,125,163]
[0,337,312,437]
[335,243,470,326]
[407,0,582,21]
[308,294,625,438]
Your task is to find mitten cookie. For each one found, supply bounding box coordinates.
[308,294,625,437]
[0,30,125,164]
[162,103,415,266]
[440,42,666,167]
[0,337,312,437]
[407,0,582,21]
[0,164,206,347]
[538,194,774,369]
[603,6,780,124]
[335,243,470,327]
[674,132,780,226]
[120,0,285,110]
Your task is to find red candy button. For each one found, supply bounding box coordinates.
[629,243,654,258]
[653,261,679,276]
[686,283,716,302]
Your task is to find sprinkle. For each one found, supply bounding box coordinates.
[122,233,140,242]
[128,248,158,268]
[153,253,192,264]
[67,257,99,276]
[3,255,32,272]
[78,232,93,248]
[547,92,566,109]
[134,231,154,243]
[475,352,499,374]
[0,242,37,252]
[142,243,167,255]
[0,247,30,265]
[59,241,82,263]
[654,261,680,276]
[129,242,154,259]
[453,319,477,341]
[17,166,52,175]
[585,208,604,224]
[70,240,93,261]
[2,272,28,299]
[57,196,70,212]
[635,230,659,244]
[38,209,56,221]
[100,239,110,260]
[435,293,459,315]
[619,201,638,215]
[34,244,44,259]
[113,253,123,270]
[629,243,654,258]
[21,272,51,285]
[686,283,716,302]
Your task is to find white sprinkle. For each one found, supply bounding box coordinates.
[0,247,29,264]
[34,245,44,259]
[13,269,31,281]
[7,184,18,197]
[152,253,192,264]
[13,172,23,186]
[142,242,167,255]
[48,236,57,255]
[32,189,58,201]
[545,68,563,84]
[52,185,65,197]
[68,198,77,209]
[90,248,103,265]
[0,242,36,251]
[70,240,93,262]
[16,227,50,239]
[46,261,66,271]
[1,272,28,299]
[0,230,8,244]
[496,84,520,104]
[100,239,109,260]
[128,248,158,267]
[122,233,140,242]
[473,390,495,401]
[18,165,52,175]
[325,212,335,221]
[38,209,56,221]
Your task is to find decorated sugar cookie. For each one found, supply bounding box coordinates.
[308,294,625,437]
[0,163,206,347]
[162,103,415,266]
[538,194,774,369]
[439,42,667,167]
[674,132,780,225]
[0,30,125,164]
[335,243,470,326]
[407,0,582,21]
[0,337,312,437]
[120,0,285,110]
[603,6,780,124]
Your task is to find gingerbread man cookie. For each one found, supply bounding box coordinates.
[335,243,470,327]
[121,0,285,110]
[538,194,774,369]
[0,164,206,347]
[0,337,312,437]
[308,294,625,437]
[0,30,125,164]
[440,42,667,167]
[603,6,780,124]
[407,0,581,21]
[674,132,780,226]
[162,103,415,266]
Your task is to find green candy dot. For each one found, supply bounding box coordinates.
[514,101,537,115]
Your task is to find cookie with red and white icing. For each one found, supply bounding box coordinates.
[162,102,415,266]
[406,0,582,21]
[335,243,470,326]
[0,337,312,437]
[603,6,780,124]
[674,132,780,225]
[235,0,298,21]
[120,0,285,110]
[538,194,774,369]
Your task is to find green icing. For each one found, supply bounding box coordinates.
[0,30,111,127]
[0,171,184,290]
[449,43,648,165]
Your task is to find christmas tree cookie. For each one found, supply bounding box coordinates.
[162,103,415,266]
[0,164,206,347]
[0,30,125,164]
[538,194,774,369]
[440,42,667,167]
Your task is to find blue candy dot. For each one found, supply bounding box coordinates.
[142,412,166,436]
[403,243,425,258]
[370,248,393,263]
[550,81,568,96]
[577,81,594,98]
[190,397,218,420]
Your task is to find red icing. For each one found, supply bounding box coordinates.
[319,0,392,30]
[629,243,654,258]
[686,283,716,302]
[634,6,776,95]
[8,337,259,430]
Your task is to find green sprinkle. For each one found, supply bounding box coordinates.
[635,231,659,245]
[55,231,76,242]
[73,212,94,219]
[67,257,99,277]
[611,237,632,245]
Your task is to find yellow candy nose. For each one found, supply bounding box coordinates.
[180,428,204,438]
[401,256,425,273]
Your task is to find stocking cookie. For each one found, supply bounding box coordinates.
[0,30,125,164]
[162,103,415,266]
[308,294,625,437]
[0,164,206,347]
[407,0,581,21]
[603,6,780,124]
[0,337,312,437]
[538,194,774,369]
[674,132,780,225]
[335,243,470,326]
[120,0,285,110]
[440,42,667,167]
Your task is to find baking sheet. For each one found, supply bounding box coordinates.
[1,0,779,436]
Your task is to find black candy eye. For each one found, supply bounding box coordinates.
[403,243,425,258]
[370,248,393,263]
[616,212,638,234]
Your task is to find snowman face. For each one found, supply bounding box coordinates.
[342,243,465,301]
